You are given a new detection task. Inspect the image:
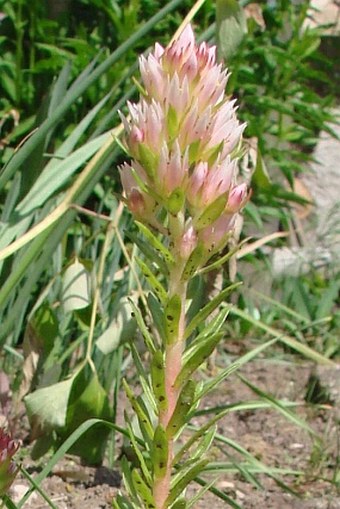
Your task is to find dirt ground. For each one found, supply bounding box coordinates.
[9,353,340,509]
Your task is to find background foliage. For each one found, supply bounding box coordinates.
[0,0,339,506]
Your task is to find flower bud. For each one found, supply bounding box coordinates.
[179,225,197,260]
[226,183,248,213]
[0,429,19,495]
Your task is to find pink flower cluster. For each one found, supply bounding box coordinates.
[0,428,19,495]
[120,24,248,257]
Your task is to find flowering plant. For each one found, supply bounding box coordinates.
[116,24,248,509]
[0,429,19,497]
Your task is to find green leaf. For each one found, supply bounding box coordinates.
[166,380,196,439]
[24,376,75,432]
[135,222,174,266]
[136,257,167,303]
[148,292,167,343]
[96,297,137,354]
[123,379,154,440]
[167,187,185,215]
[174,408,230,464]
[171,499,187,509]
[62,259,91,312]
[166,460,208,506]
[151,350,168,412]
[165,294,182,345]
[185,307,230,359]
[128,231,168,275]
[175,333,223,389]
[63,369,112,464]
[120,456,139,505]
[167,105,179,140]
[216,0,247,60]
[125,414,152,487]
[138,143,158,179]
[132,469,155,508]
[229,307,335,366]
[181,243,205,281]
[251,146,272,190]
[152,425,169,479]
[190,426,216,463]
[128,298,156,354]
[194,195,227,230]
[238,375,317,436]
[185,283,241,339]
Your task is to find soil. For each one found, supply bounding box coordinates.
[8,352,340,509]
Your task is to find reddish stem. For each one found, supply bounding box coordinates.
[153,271,187,509]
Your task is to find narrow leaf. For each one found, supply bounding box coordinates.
[136,222,174,265]
[136,257,167,303]
[165,294,182,345]
[181,243,205,281]
[132,469,155,508]
[128,298,156,354]
[185,283,241,339]
[152,425,169,479]
[166,460,208,506]
[151,350,168,412]
[123,379,154,440]
[166,380,196,439]
[176,333,223,389]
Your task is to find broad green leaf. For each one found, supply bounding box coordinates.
[62,259,91,312]
[24,376,74,432]
[96,297,137,354]
[64,369,112,464]
[216,0,247,60]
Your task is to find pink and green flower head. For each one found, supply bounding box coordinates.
[119,23,249,259]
